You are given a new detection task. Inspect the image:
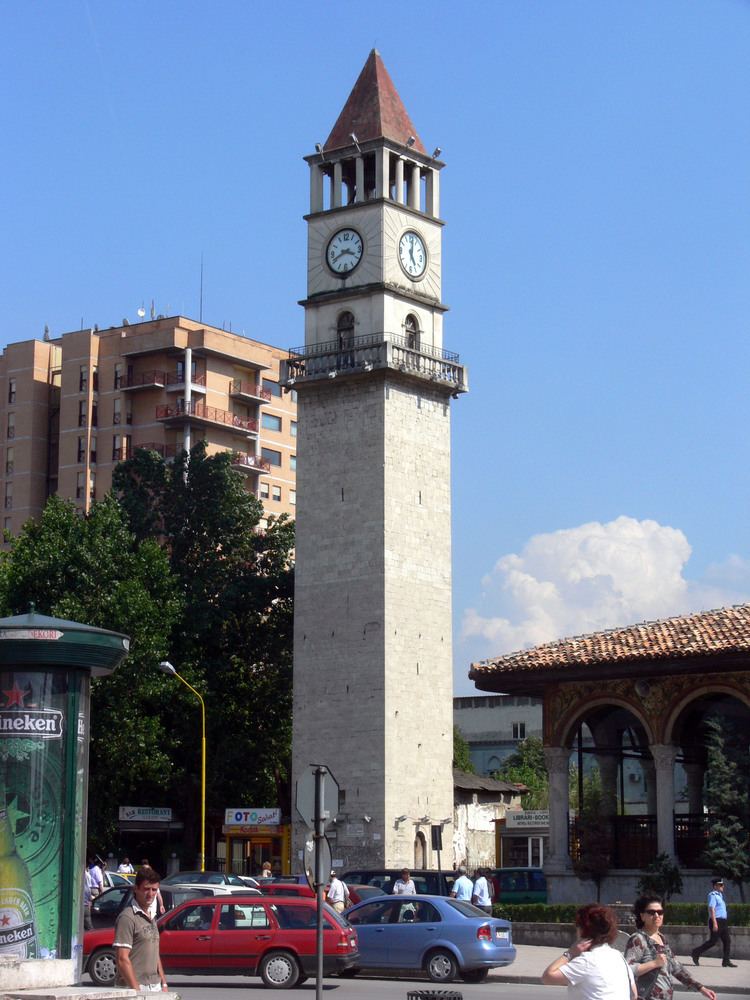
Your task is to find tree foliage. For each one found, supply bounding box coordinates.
[637,852,683,901]
[495,737,549,809]
[453,726,475,774]
[571,780,611,902]
[701,716,750,900]
[113,443,295,852]
[0,495,182,845]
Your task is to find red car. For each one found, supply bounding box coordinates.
[261,882,383,905]
[83,894,359,989]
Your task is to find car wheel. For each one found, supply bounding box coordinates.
[295,975,308,986]
[338,967,358,978]
[88,947,117,986]
[463,968,490,983]
[426,948,458,983]
[260,950,300,988]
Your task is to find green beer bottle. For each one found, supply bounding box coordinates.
[0,791,38,959]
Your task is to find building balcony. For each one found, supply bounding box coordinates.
[155,401,258,436]
[229,379,272,404]
[281,332,468,395]
[122,369,167,391]
[230,452,271,474]
[165,372,207,394]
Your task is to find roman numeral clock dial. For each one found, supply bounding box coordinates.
[326,228,363,274]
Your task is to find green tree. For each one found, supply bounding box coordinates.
[702,716,750,901]
[637,852,683,901]
[572,782,611,902]
[495,736,549,809]
[0,495,182,846]
[453,726,475,773]
[114,443,295,855]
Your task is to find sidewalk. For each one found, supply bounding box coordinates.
[489,944,748,994]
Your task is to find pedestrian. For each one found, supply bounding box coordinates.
[543,903,635,999]
[113,865,168,992]
[625,895,716,1000]
[259,861,272,878]
[472,868,493,914]
[87,856,104,897]
[117,856,135,874]
[450,865,474,901]
[691,877,736,968]
[326,870,350,912]
[83,864,94,930]
[393,868,417,895]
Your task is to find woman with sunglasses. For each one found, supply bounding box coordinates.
[625,896,716,1000]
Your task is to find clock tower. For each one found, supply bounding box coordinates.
[285,51,467,869]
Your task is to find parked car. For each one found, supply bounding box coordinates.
[261,882,381,905]
[487,867,547,904]
[101,870,131,888]
[344,894,515,983]
[161,870,260,892]
[83,894,359,988]
[90,884,217,929]
[342,868,456,896]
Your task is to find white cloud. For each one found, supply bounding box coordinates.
[461,515,750,661]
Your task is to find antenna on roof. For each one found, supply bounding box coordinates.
[199,252,204,323]
[43,324,50,342]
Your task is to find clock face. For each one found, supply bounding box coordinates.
[398,230,427,279]
[326,228,363,274]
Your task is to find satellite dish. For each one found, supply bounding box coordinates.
[137,306,146,318]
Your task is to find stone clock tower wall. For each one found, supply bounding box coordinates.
[287,50,467,869]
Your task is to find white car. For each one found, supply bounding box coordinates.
[161,870,261,893]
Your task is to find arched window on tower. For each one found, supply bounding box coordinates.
[405,314,420,351]
[414,831,427,869]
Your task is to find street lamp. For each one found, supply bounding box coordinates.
[159,660,206,872]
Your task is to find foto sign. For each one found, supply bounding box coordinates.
[224,807,280,826]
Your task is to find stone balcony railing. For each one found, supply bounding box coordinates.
[281,332,468,394]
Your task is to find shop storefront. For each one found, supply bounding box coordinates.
[220,807,290,876]
[496,809,549,867]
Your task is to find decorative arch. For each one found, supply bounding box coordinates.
[337,311,355,347]
[663,682,750,745]
[404,313,420,350]
[554,695,655,749]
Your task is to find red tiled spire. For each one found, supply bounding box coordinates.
[325,50,426,155]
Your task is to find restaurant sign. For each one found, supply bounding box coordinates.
[119,806,173,822]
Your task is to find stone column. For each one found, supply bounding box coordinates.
[426,167,440,217]
[409,162,421,210]
[395,157,404,203]
[650,744,676,858]
[375,148,390,198]
[544,746,571,872]
[332,161,342,208]
[309,163,324,213]
[355,156,364,202]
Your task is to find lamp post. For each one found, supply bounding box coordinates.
[159,660,206,872]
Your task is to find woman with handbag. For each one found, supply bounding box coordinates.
[625,896,716,1000]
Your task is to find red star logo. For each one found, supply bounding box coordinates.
[2,682,27,707]
[1,914,10,926]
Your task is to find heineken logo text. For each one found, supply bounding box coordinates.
[0,922,34,947]
[0,709,63,738]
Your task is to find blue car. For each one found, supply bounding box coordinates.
[344,894,516,983]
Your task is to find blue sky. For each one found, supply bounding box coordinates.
[2,1,750,694]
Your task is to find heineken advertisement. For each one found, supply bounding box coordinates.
[0,610,128,988]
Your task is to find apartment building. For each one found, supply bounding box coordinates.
[0,316,297,535]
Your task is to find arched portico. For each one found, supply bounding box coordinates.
[469,604,750,901]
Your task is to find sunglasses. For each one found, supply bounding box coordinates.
[644,909,664,916]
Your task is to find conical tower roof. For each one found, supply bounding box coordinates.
[325,50,426,155]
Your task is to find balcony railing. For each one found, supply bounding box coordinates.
[569,813,715,870]
[283,332,466,391]
[231,452,271,473]
[166,372,207,387]
[124,369,166,389]
[230,379,272,402]
[155,401,258,433]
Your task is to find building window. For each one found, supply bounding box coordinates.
[78,401,87,427]
[405,314,420,350]
[289,489,296,506]
[261,447,282,467]
[91,403,98,427]
[512,722,526,741]
[114,363,123,389]
[90,436,97,464]
[271,485,281,502]
[76,472,85,499]
[259,482,270,500]
[3,517,11,536]
[290,455,297,471]
[7,379,16,404]
[77,437,86,463]
[125,401,133,425]
[113,398,121,424]
[92,366,99,392]
[3,483,12,510]
[291,420,297,437]
[89,471,96,501]
[262,379,282,398]
[262,413,282,432]
[4,447,13,476]
[290,389,298,403]
[112,435,131,461]
[6,414,14,440]
[337,311,355,348]
[79,366,88,392]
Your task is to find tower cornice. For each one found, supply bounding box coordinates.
[303,199,445,228]
[298,282,449,313]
